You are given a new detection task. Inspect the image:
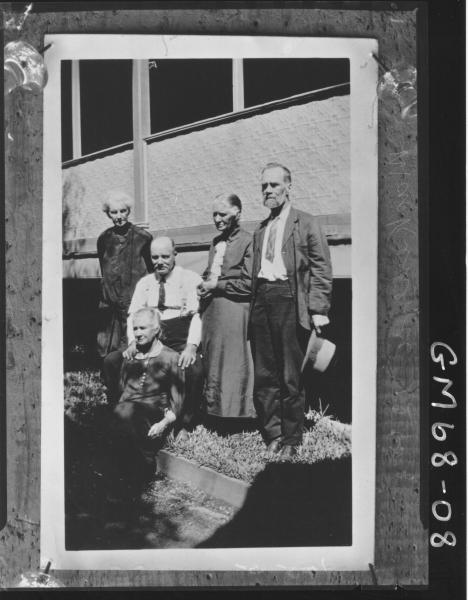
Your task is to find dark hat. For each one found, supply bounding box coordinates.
[301,330,336,373]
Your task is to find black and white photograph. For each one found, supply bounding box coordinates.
[3,1,466,593]
[41,34,378,571]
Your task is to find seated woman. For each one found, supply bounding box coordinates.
[198,193,256,432]
[106,307,184,498]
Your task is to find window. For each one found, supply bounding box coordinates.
[149,59,233,133]
[61,61,73,162]
[61,58,349,162]
[79,60,133,156]
[243,58,350,107]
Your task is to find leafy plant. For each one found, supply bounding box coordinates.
[64,370,109,429]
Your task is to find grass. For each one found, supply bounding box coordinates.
[166,418,351,484]
[64,370,352,484]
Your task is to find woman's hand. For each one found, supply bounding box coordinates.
[197,282,209,299]
[147,409,176,438]
[202,277,218,291]
[197,278,217,300]
[148,418,169,438]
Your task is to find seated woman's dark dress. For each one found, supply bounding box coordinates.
[108,344,184,492]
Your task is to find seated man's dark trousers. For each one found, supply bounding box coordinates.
[102,315,203,431]
[250,279,308,447]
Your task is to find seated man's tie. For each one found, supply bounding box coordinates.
[158,276,166,311]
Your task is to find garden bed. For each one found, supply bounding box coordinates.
[165,419,351,485]
[64,369,353,548]
[64,369,352,487]
[157,450,250,509]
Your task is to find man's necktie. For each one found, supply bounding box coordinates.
[265,216,279,262]
[158,276,166,311]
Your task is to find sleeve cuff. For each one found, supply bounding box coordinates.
[187,313,202,347]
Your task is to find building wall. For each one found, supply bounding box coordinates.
[62,149,134,241]
[62,95,350,241]
[146,95,350,229]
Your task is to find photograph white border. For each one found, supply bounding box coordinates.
[41,34,378,571]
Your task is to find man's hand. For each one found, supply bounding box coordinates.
[147,409,176,438]
[123,340,137,360]
[178,343,197,369]
[311,314,330,334]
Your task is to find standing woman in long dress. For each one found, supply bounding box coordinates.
[198,193,255,427]
[96,190,153,358]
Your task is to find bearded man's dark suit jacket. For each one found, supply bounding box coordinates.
[249,206,333,447]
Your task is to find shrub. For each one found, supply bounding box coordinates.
[64,370,109,429]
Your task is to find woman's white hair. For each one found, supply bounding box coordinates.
[102,189,134,214]
[133,307,161,329]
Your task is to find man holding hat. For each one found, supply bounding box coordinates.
[250,163,333,459]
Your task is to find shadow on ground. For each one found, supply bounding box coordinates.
[66,474,235,550]
[197,457,352,548]
[65,413,351,550]
[65,414,235,550]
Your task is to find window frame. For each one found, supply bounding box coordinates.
[64,58,349,226]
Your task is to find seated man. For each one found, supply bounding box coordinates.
[107,307,184,497]
[103,236,203,439]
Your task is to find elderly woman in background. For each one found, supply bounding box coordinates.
[96,190,153,357]
[198,193,255,429]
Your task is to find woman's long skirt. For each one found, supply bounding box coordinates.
[201,296,255,418]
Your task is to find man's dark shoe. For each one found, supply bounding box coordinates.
[266,438,282,454]
[279,445,298,460]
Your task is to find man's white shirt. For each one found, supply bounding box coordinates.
[127,265,202,346]
[258,202,291,281]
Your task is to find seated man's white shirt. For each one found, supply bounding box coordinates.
[258,202,291,281]
[127,265,202,346]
